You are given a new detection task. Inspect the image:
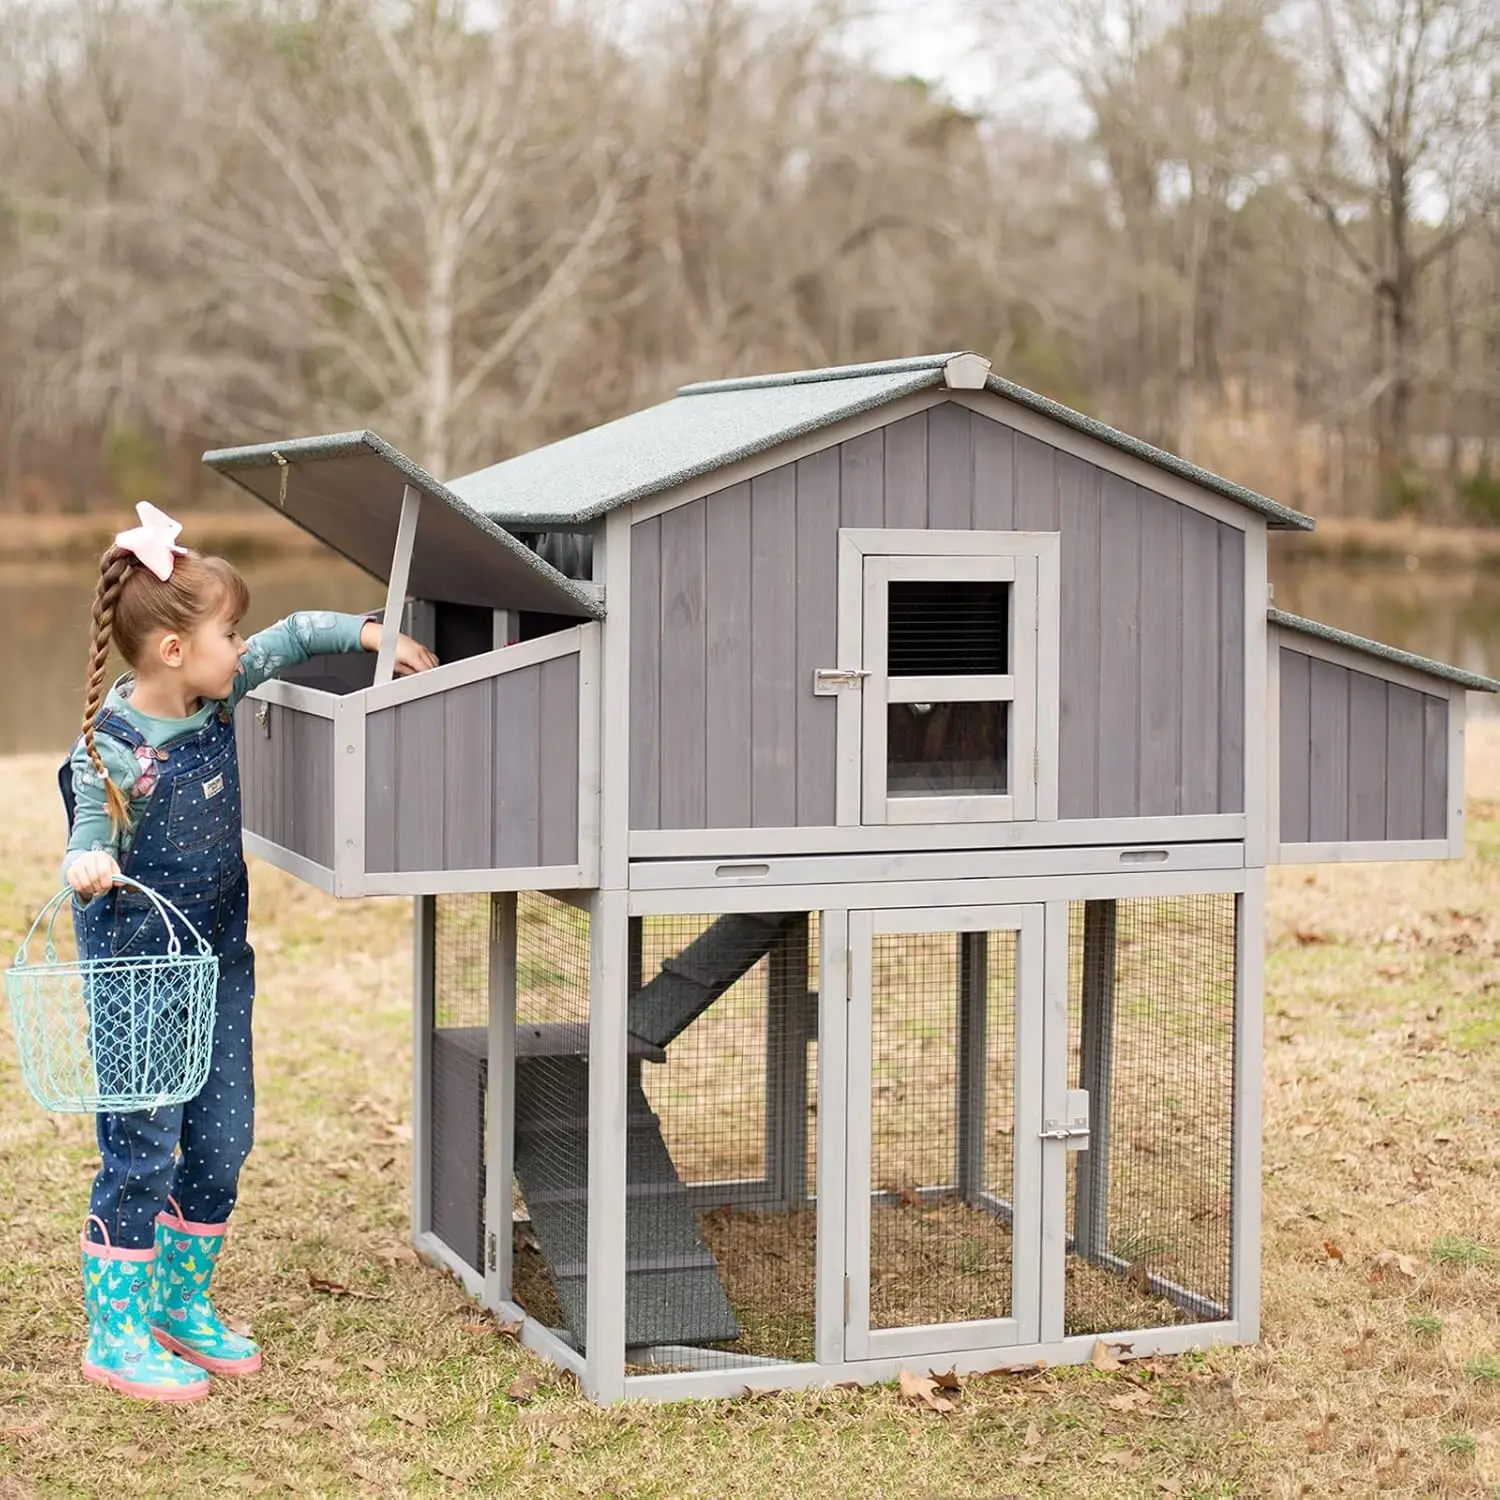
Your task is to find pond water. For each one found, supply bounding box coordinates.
[1,549,1496,758]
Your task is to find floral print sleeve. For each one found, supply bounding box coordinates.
[60,737,145,880]
[224,611,370,710]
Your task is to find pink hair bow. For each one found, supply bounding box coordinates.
[115,501,187,582]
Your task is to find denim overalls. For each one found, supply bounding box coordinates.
[61,702,256,1251]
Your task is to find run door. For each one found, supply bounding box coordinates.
[844,904,1045,1360]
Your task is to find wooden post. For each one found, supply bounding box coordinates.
[956,931,988,1202]
[487,892,518,1310]
[766,915,811,1210]
[1073,899,1117,1262]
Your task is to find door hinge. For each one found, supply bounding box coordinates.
[844,1275,851,1323]
[486,1230,498,1272]
[1039,1090,1091,1150]
[813,667,870,696]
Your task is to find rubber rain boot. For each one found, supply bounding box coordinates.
[80,1216,211,1403]
[149,1199,262,1376]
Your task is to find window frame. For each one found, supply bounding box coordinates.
[833,529,1060,827]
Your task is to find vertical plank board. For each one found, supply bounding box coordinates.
[751,466,799,826]
[493,667,541,867]
[795,448,841,825]
[284,711,306,861]
[365,708,397,872]
[539,654,581,865]
[270,702,289,852]
[1056,454,1102,819]
[1307,659,1350,843]
[971,414,1016,531]
[1013,433,1057,531]
[305,715,335,869]
[628,516,661,830]
[235,707,265,841]
[1178,510,1221,815]
[926,402,973,529]
[1137,489,1183,815]
[705,481,753,829]
[1346,672,1388,841]
[1422,694,1449,840]
[395,694,446,872]
[1095,475,1141,817]
[441,679,495,870]
[1384,683,1425,840]
[881,411,928,528]
[1278,649,1312,843]
[1217,527,1246,814]
[839,429,884,527]
[658,499,708,829]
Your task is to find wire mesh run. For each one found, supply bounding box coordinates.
[867,928,1018,1331]
[427,894,490,1274]
[1064,896,1238,1335]
[509,894,592,1346]
[626,912,819,1371]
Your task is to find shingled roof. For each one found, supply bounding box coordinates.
[446,352,1316,532]
[1270,608,1500,692]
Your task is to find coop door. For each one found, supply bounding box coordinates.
[844,904,1045,1360]
[826,530,1058,827]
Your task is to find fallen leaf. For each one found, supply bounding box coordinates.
[1293,928,1331,945]
[1372,1249,1420,1281]
[225,1316,253,1338]
[359,1357,387,1376]
[1106,1388,1152,1412]
[930,1366,964,1392]
[392,1407,428,1429]
[308,1272,392,1302]
[260,1414,304,1433]
[1125,1260,1152,1296]
[898,1367,955,1413]
[1322,1240,1345,1264]
[373,1242,419,1266]
[1091,1339,1125,1373]
[298,1357,342,1377]
[509,1371,541,1403]
[313,1325,331,1352]
[495,1319,524,1341]
[106,1444,145,1461]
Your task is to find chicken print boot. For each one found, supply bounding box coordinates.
[80,1217,210,1403]
[148,1199,262,1376]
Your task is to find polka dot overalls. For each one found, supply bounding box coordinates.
[63,705,255,1251]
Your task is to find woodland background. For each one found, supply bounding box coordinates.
[0,0,1496,522]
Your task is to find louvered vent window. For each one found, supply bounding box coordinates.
[888,582,1010,676]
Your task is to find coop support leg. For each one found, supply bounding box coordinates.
[584,888,629,1404]
[1074,899,1117,1264]
[766,915,811,1211]
[956,931,989,1203]
[486,893,518,1311]
[411,894,436,1245]
[1231,874,1265,1341]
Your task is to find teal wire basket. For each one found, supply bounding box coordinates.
[4,878,219,1114]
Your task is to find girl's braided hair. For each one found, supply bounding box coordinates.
[82,542,250,832]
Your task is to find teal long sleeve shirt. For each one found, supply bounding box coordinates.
[62,611,369,879]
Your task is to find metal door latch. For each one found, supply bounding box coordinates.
[255,702,271,737]
[1040,1090,1090,1150]
[813,667,871,695]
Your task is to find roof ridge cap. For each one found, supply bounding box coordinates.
[678,353,965,397]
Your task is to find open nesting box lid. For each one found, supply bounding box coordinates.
[202,430,602,618]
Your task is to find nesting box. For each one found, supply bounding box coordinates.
[204,353,1496,1403]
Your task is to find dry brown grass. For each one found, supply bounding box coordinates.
[2,737,1500,1497]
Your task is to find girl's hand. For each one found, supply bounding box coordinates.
[359,623,440,676]
[67,852,121,901]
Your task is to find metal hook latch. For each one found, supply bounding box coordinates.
[255,701,271,737]
[1039,1091,1091,1150]
[812,667,871,696]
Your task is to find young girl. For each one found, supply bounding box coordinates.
[61,502,437,1403]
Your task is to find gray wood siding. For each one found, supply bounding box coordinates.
[235,700,335,869]
[629,401,1247,830]
[1277,644,1449,844]
[366,652,580,872]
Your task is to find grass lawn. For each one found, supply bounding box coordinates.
[2,730,1499,1499]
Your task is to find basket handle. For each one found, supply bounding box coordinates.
[17,877,213,965]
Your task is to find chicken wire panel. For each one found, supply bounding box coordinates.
[509,893,592,1346]
[867,929,1018,1332]
[626,913,819,1368]
[428,894,490,1275]
[1064,896,1237,1336]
